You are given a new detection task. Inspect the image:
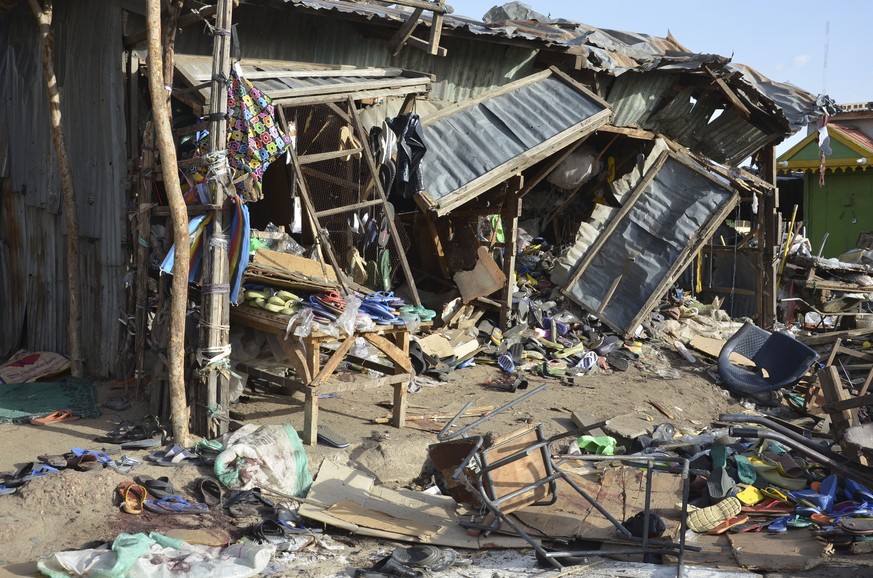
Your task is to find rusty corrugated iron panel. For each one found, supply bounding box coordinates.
[0,0,126,377]
[172,8,537,104]
[606,71,675,127]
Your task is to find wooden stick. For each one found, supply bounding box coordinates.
[146,0,192,445]
[28,0,83,376]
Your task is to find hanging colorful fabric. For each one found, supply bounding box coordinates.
[226,63,289,201]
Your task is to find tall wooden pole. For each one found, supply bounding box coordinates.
[195,0,234,438]
[146,0,191,446]
[28,0,83,376]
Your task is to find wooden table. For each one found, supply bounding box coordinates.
[231,305,413,444]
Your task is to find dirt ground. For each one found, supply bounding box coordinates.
[0,344,792,576]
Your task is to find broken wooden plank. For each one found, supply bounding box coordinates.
[389,7,424,56]
[819,365,860,443]
[822,392,873,413]
[798,328,873,347]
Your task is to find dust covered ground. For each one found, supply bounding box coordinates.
[0,345,773,576]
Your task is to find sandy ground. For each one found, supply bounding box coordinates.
[0,344,817,576]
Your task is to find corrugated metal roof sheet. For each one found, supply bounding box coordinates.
[173,55,432,112]
[419,69,611,215]
[167,8,538,103]
[279,1,821,134]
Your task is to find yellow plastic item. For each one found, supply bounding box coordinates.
[735,485,765,506]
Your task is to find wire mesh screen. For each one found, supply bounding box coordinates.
[287,104,412,290]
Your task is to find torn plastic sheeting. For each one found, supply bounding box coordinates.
[37,532,274,578]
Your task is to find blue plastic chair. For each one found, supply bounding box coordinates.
[718,322,820,396]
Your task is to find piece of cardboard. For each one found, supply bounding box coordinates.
[299,459,534,549]
[253,248,337,281]
[417,334,455,358]
[454,246,506,304]
[688,335,754,367]
[452,338,481,359]
[326,500,442,539]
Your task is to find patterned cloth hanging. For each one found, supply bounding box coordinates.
[226,64,290,201]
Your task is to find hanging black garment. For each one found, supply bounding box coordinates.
[388,113,427,199]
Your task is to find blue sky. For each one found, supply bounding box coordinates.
[456,1,872,153]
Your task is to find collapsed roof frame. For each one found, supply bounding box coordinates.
[559,146,741,337]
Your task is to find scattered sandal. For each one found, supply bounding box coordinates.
[31,410,79,425]
[101,396,131,411]
[116,481,147,515]
[195,477,223,507]
[707,514,749,535]
[146,444,199,467]
[143,494,208,515]
[687,497,741,533]
[134,475,175,500]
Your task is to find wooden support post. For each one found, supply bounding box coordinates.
[146,0,191,445]
[195,0,234,439]
[428,0,446,56]
[303,391,318,446]
[390,7,424,56]
[758,146,778,329]
[500,181,521,329]
[392,382,407,428]
[422,213,451,279]
[133,122,155,396]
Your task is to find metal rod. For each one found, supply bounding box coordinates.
[817,232,830,258]
[718,413,844,460]
[728,426,873,487]
[438,384,548,440]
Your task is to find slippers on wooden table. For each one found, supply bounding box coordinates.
[31,411,79,425]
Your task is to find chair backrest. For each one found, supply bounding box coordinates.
[726,322,771,361]
[478,425,553,513]
[753,330,820,386]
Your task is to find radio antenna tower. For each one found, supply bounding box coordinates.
[822,20,830,95]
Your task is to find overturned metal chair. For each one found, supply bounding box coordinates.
[430,385,696,575]
[718,322,820,398]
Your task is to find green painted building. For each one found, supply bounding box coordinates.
[778,122,873,257]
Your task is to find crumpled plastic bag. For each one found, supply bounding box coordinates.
[213,424,312,498]
[37,532,274,578]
